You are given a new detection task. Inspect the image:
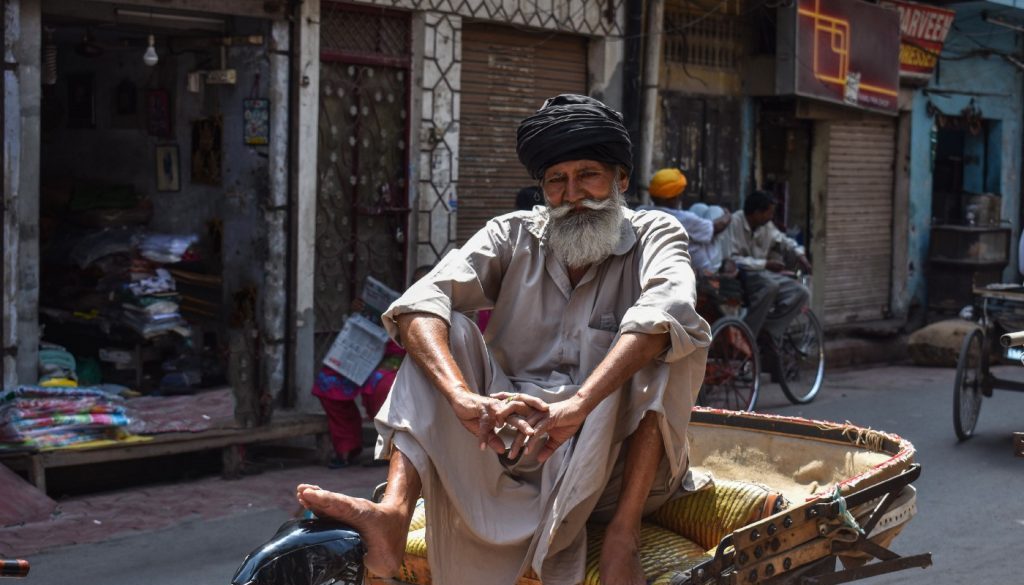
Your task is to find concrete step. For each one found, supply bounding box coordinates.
[825,335,909,370]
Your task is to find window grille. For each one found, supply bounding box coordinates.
[664,0,748,70]
[321,2,410,60]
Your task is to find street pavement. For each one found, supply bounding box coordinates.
[6,364,1024,585]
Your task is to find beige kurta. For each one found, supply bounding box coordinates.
[375,207,711,585]
[720,210,805,271]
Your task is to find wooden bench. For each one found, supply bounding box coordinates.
[0,412,330,494]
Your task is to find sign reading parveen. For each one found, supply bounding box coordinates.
[778,0,901,114]
[879,0,955,83]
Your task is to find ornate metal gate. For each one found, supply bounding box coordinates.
[315,3,411,363]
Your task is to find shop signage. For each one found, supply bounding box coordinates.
[879,0,955,82]
[778,0,901,113]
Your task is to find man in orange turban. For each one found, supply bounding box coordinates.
[638,168,731,274]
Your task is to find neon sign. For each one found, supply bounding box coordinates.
[779,0,901,113]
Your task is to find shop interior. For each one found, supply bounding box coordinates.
[927,105,1012,313]
[35,0,274,400]
[758,101,812,249]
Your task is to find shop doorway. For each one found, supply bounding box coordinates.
[314,3,411,364]
[35,2,275,399]
[758,104,812,246]
[931,119,1002,225]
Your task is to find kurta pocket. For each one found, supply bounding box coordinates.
[580,326,617,371]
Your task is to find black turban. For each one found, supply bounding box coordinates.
[516,94,633,180]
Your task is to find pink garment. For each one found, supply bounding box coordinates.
[318,397,363,458]
[312,341,404,458]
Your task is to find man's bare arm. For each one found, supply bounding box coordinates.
[574,331,670,412]
[395,312,547,452]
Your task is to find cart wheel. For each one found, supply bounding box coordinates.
[777,308,826,404]
[698,317,760,411]
[954,328,985,441]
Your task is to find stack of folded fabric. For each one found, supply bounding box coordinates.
[121,267,190,338]
[136,233,199,264]
[38,344,79,387]
[0,386,130,450]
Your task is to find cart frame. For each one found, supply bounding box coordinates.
[953,286,1024,441]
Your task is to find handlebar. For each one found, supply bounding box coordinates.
[999,331,1024,348]
[0,560,29,578]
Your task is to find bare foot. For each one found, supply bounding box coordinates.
[296,484,409,576]
[599,527,645,585]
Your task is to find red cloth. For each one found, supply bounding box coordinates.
[318,397,363,458]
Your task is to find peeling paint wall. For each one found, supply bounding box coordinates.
[906,4,1024,313]
[5,0,41,384]
[2,0,22,388]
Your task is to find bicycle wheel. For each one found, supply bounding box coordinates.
[953,327,984,441]
[698,316,761,411]
[776,307,825,404]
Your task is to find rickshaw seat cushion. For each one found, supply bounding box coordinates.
[647,478,783,551]
[397,478,783,584]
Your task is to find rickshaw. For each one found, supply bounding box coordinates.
[696,272,825,412]
[233,409,929,585]
[952,284,1024,443]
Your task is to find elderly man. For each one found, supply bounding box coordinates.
[721,190,812,344]
[295,95,711,585]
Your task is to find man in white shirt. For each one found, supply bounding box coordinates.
[637,168,730,274]
[721,190,812,343]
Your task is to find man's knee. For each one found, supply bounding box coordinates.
[757,278,780,302]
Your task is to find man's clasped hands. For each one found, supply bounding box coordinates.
[446,388,590,463]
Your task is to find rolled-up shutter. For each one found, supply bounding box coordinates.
[823,118,896,325]
[458,24,588,243]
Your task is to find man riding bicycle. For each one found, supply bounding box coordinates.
[720,190,812,352]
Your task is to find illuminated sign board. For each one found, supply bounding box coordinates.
[778,0,901,113]
[880,0,955,82]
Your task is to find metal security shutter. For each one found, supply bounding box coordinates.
[823,118,896,326]
[458,24,587,243]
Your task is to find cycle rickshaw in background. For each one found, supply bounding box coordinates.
[953,284,1024,449]
[696,270,826,412]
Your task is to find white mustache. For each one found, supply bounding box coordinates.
[547,197,619,219]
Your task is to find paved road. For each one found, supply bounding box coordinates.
[21,365,1024,585]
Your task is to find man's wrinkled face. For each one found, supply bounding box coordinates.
[541,160,628,269]
[540,160,628,209]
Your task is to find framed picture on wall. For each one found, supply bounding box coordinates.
[155,145,180,192]
[243,98,270,145]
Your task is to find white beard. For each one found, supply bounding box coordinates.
[543,185,625,269]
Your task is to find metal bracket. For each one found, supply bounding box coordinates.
[799,553,932,585]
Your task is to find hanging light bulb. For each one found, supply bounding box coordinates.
[143,34,159,67]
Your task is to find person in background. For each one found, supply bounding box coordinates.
[720,190,812,346]
[312,265,434,468]
[637,168,731,274]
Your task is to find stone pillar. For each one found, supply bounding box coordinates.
[415,12,461,268]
